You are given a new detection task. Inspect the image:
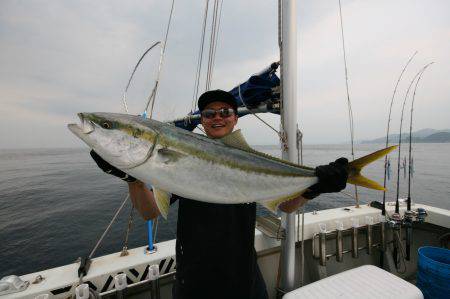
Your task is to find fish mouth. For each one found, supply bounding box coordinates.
[68,113,95,135]
[68,113,95,139]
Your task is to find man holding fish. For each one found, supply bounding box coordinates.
[86,90,353,298]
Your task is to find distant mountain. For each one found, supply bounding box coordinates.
[422,132,450,142]
[361,129,450,144]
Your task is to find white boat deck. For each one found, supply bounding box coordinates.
[7,203,449,298]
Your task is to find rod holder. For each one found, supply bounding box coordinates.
[114,273,127,290]
[147,264,161,299]
[351,218,359,259]
[75,284,89,299]
[114,273,127,299]
[319,223,327,266]
[335,221,344,262]
[365,216,374,255]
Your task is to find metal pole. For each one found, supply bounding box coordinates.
[280,0,297,292]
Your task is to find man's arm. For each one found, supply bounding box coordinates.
[128,181,160,220]
[279,196,309,213]
[90,150,160,220]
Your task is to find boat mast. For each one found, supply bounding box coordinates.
[279,0,298,292]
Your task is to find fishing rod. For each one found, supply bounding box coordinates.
[381,51,417,216]
[395,62,434,214]
[338,0,359,207]
[407,62,433,210]
[404,62,434,261]
[378,52,416,270]
[391,63,430,267]
[392,62,433,268]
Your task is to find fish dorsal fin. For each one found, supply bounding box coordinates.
[220,129,252,151]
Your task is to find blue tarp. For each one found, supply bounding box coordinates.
[173,62,280,131]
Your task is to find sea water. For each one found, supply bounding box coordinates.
[0,143,449,278]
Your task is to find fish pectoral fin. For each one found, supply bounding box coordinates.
[220,129,253,151]
[261,193,302,213]
[153,188,171,219]
[157,148,185,164]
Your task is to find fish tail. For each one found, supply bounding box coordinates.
[347,145,398,191]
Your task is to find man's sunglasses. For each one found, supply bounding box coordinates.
[201,108,236,119]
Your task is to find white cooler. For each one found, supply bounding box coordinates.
[283,265,423,299]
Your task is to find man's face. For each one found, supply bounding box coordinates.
[201,101,238,139]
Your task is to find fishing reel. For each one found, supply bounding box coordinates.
[387,207,427,228]
[388,213,402,230]
[415,208,428,222]
[402,211,414,235]
[403,207,428,224]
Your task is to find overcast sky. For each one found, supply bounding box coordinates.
[1,0,449,149]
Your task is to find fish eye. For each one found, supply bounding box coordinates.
[101,121,112,129]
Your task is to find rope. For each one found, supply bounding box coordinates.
[277,0,288,152]
[275,1,284,290]
[296,125,303,165]
[338,0,359,207]
[394,230,407,273]
[295,122,305,286]
[296,206,305,287]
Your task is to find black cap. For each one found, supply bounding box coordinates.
[198,89,238,111]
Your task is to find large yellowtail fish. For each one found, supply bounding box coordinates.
[68,113,396,218]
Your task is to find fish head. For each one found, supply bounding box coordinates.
[68,112,158,169]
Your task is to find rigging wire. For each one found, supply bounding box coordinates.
[395,62,434,213]
[210,0,224,84]
[206,0,218,90]
[407,63,433,211]
[338,0,358,207]
[206,0,223,91]
[237,85,281,136]
[122,42,162,113]
[145,0,176,119]
[381,51,417,216]
[192,0,210,112]
[88,195,130,260]
[121,204,135,256]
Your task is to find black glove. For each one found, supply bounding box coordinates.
[302,157,349,200]
[90,150,137,182]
